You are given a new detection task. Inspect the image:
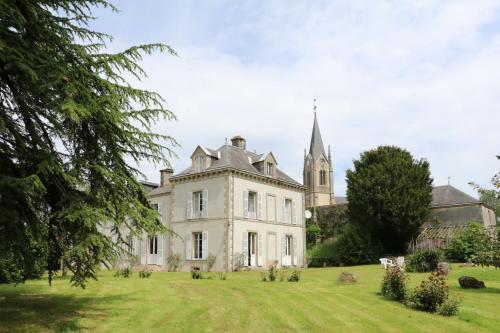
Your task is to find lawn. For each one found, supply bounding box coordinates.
[0,265,499,333]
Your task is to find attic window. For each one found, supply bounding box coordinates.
[194,156,204,172]
[266,162,273,176]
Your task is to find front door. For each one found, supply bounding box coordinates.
[248,232,257,266]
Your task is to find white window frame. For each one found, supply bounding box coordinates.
[193,191,204,218]
[266,162,273,176]
[149,235,158,255]
[193,232,203,260]
[194,156,204,172]
[248,191,257,219]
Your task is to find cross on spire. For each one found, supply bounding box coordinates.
[313,98,317,112]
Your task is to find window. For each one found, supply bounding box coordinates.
[319,170,327,185]
[193,191,204,218]
[193,232,203,259]
[266,162,273,175]
[194,156,204,172]
[285,235,292,256]
[149,236,158,255]
[284,198,292,223]
[248,191,257,217]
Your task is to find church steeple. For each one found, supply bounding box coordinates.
[303,104,335,208]
[309,112,327,159]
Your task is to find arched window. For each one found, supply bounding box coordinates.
[319,170,327,185]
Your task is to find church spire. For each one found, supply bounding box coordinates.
[309,105,327,158]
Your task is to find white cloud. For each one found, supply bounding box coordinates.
[110,0,500,197]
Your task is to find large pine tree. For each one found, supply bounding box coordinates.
[0,0,176,287]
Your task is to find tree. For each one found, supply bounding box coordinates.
[0,1,176,287]
[346,146,433,255]
[445,222,492,264]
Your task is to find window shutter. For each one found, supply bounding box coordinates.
[202,231,208,260]
[140,233,146,264]
[242,232,248,266]
[185,233,192,260]
[257,193,263,221]
[281,235,286,266]
[243,191,249,218]
[186,192,193,219]
[258,233,263,267]
[292,200,297,225]
[202,190,208,218]
[293,236,298,266]
[157,236,163,266]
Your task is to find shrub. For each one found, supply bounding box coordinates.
[268,265,278,282]
[306,222,321,249]
[288,269,301,282]
[139,267,152,278]
[260,271,268,282]
[166,253,182,272]
[114,267,131,278]
[191,269,202,280]
[437,296,460,316]
[406,250,442,272]
[279,270,287,282]
[207,254,217,271]
[307,242,337,267]
[233,252,245,271]
[407,272,448,312]
[445,222,492,264]
[380,266,408,301]
[217,272,226,280]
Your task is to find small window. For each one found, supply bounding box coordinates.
[248,191,257,217]
[194,156,204,172]
[149,236,158,255]
[319,170,327,185]
[266,162,273,175]
[193,191,204,218]
[193,232,203,259]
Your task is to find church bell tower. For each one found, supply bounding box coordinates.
[303,106,335,207]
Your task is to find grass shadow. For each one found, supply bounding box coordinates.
[0,291,131,332]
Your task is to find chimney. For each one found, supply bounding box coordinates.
[160,168,174,187]
[231,135,246,150]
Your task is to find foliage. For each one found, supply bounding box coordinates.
[139,267,152,279]
[287,269,301,282]
[207,254,216,271]
[437,296,461,316]
[306,222,321,249]
[268,265,278,282]
[380,266,408,301]
[191,269,202,280]
[407,272,449,313]
[279,270,287,282]
[307,226,380,267]
[0,243,45,283]
[233,252,245,271]
[446,222,492,264]
[316,205,349,242]
[346,146,433,254]
[166,253,182,272]
[113,267,131,278]
[0,1,177,287]
[406,250,442,273]
[217,272,226,280]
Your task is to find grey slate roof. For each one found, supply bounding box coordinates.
[309,112,327,158]
[175,144,302,186]
[431,185,480,207]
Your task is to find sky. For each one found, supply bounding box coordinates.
[89,0,500,197]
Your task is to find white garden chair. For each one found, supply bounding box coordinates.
[396,256,405,268]
[379,258,395,269]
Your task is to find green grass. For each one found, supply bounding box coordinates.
[0,265,499,332]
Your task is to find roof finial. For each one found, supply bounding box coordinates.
[313,98,317,113]
[225,137,228,145]
[447,176,451,185]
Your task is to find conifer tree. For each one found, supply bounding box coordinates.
[0,0,176,287]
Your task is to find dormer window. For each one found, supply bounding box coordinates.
[194,156,204,172]
[266,162,274,176]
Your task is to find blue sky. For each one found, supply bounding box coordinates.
[90,1,500,196]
